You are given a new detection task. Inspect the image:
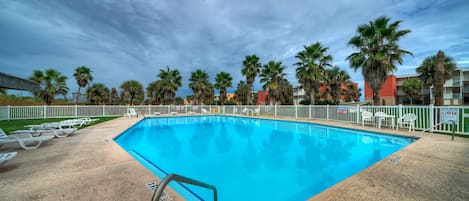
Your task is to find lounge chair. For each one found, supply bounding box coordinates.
[0,152,17,166]
[11,127,77,138]
[171,111,177,115]
[201,109,209,114]
[254,108,260,116]
[361,111,374,127]
[125,108,138,118]
[0,128,54,150]
[397,113,417,131]
[241,108,249,115]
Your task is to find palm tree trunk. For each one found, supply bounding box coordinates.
[435,51,445,106]
[372,90,380,105]
[410,96,413,105]
[75,87,81,104]
[310,89,315,105]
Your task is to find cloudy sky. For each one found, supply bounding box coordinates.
[1,0,468,99]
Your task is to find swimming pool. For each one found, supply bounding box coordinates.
[115,116,414,201]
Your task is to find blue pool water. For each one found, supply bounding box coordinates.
[115,116,413,201]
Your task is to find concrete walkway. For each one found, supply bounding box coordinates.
[0,117,183,201]
[1,115,468,201]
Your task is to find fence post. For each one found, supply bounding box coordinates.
[209,105,212,113]
[356,104,360,124]
[295,105,298,119]
[326,105,329,120]
[43,105,47,119]
[223,105,225,114]
[274,104,277,117]
[309,104,312,119]
[185,105,188,113]
[7,105,10,120]
[168,105,171,114]
[398,104,403,118]
[429,104,434,133]
[148,104,151,115]
[103,105,106,116]
[126,105,129,116]
[75,105,78,117]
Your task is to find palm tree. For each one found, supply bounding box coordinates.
[260,60,287,105]
[295,42,333,105]
[347,16,412,105]
[277,79,294,105]
[109,88,119,104]
[401,79,422,105]
[189,69,210,104]
[344,82,361,102]
[158,67,182,104]
[120,80,144,105]
[146,81,164,104]
[86,83,110,104]
[241,55,261,104]
[234,81,250,105]
[0,88,6,95]
[201,83,215,104]
[214,72,233,105]
[73,66,93,103]
[29,69,69,105]
[416,51,456,106]
[324,67,351,104]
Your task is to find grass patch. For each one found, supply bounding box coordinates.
[0,116,120,133]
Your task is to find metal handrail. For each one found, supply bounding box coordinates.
[421,119,456,141]
[151,174,217,201]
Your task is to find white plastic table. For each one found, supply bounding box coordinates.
[374,114,395,129]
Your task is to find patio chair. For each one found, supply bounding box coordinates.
[361,111,374,127]
[0,152,17,166]
[397,113,417,132]
[125,108,138,118]
[241,108,248,115]
[201,109,209,114]
[0,128,54,150]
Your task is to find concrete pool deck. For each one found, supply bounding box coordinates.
[0,115,468,201]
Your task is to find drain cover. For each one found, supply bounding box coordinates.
[146,181,159,192]
[389,155,402,164]
[103,139,109,144]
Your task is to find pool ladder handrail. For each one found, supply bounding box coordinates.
[420,119,456,141]
[151,173,218,201]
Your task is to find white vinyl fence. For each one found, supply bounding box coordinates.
[0,104,468,135]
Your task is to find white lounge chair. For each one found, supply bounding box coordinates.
[361,111,374,127]
[0,128,54,150]
[11,127,77,138]
[241,108,249,115]
[125,108,138,117]
[0,152,17,166]
[397,113,417,131]
[254,108,260,116]
[201,109,209,114]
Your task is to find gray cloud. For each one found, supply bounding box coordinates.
[1,0,468,100]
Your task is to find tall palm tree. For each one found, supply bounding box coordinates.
[347,16,412,105]
[234,81,250,105]
[120,80,144,105]
[86,83,110,104]
[260,60,287,105]
[189,69,210,104]
[29,69,69,105]
[324,66,351,103]
[157,67,182,104]
[241,54,261,104]
[201,83,215,104]
[73,66,93,103]
[295,42,333,105]
[214,72,233,105]
[416,51,456,106]
[401,79,422,105]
